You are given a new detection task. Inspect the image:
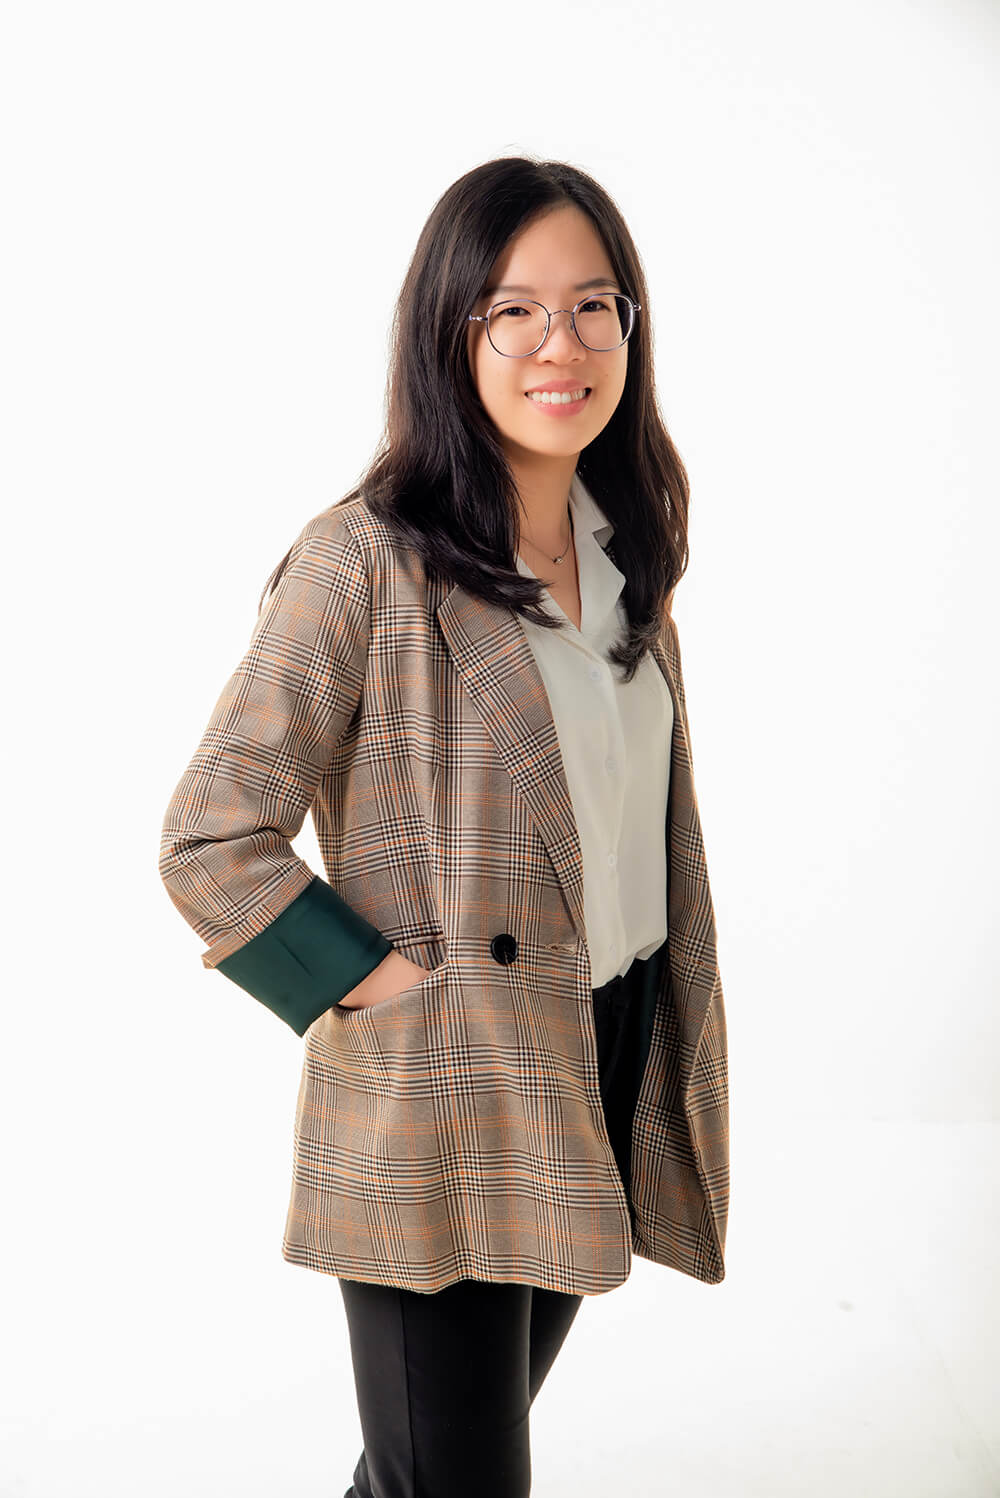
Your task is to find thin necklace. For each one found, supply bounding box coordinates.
[521,507,575,565]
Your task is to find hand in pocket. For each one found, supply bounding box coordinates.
[336,950,434,1009]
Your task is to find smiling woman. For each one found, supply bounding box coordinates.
[159,153,728,1498]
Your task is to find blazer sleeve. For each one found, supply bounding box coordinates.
[158,511,394,1036]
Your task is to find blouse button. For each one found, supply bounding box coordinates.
[588,666,601,681]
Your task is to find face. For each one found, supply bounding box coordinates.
[466,204,630,468]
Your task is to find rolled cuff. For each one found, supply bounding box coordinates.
[213,875,395,1036]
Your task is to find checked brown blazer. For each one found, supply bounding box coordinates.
[159,496,730,1297]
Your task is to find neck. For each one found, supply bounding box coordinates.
[509,451,578,555]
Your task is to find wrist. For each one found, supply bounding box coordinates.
[338,949,420,1008]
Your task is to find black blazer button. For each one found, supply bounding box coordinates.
[490,932,518,965]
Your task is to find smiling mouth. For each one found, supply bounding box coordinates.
[524,387,592,406]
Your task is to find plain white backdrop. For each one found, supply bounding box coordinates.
[2,1,997,1494]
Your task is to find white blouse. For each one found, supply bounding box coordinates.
[515,469,673,989]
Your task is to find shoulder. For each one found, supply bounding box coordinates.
[278,497,435,620]
[296,495,418,570]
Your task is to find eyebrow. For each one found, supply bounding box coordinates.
[484,276,622,297]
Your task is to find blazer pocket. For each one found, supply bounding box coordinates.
[336,930,450,1017]
[394,929,449,973]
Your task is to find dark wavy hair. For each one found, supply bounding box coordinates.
[261,154,690,683]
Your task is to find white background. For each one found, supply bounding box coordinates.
[2,1,997,1494]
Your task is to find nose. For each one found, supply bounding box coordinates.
[538,309,583,357]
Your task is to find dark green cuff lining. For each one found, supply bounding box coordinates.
[215,876,395,1036]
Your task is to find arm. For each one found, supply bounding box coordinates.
[158,511,395,1035]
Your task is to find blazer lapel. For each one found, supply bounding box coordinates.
[436,582,590,947]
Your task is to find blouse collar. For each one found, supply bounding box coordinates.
[515,469,625,638]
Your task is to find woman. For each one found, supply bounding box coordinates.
[159,155,729,1498]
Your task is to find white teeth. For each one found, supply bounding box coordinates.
[527,388,588,404]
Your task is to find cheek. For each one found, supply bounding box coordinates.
[478,368,519,417]
[472,347,501,408]
[601,362,628,408]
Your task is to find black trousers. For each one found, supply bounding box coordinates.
[337,944,662,1498]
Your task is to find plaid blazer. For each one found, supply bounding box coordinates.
[159,497,729,1296]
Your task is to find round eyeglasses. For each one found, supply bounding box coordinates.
[468,293,641,358]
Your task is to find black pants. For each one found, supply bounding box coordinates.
[337,945,662,1498]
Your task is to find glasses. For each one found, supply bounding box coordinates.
[468,293,641,358]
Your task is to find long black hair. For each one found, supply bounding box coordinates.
[261,155,690,683]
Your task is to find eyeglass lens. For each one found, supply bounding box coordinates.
[487,294,634,356]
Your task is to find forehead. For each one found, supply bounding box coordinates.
[486,204,618,295]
